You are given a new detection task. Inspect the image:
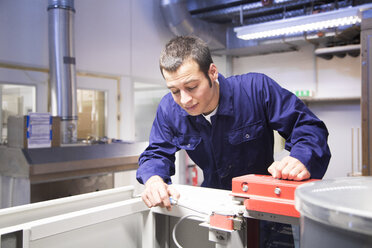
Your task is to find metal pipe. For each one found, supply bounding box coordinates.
[351,127,354,176]
[160,0,226,50]
[314,44,361,56]
[191,0,351,23]
[48,0,77,144]
[357,127,360,173]
[0,85,2,143]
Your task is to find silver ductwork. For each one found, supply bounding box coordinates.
[48,0,77,144]
[160,0,226,50]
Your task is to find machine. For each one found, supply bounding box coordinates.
[1,174,371,248]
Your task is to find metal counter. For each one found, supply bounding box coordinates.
[0,142,148,207]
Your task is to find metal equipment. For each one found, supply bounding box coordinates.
[48,0,78,144]
[295,177,372,248]
[231,174,318,222]
[166,175,319,247]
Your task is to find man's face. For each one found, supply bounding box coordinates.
[163,59,219,116]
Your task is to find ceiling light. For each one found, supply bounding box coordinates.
[234,6,366,41]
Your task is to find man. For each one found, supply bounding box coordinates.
[136,36,330,245]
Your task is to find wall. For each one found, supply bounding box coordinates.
[233,45,361,98]
[74,0,173,81]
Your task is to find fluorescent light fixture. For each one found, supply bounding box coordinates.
[234,6,366,41]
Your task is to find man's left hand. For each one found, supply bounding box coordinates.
[268,156,310,181]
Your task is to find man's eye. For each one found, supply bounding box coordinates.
[188,86,197,91]
[171,90,180,95]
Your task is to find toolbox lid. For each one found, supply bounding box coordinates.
[295,177,372,236]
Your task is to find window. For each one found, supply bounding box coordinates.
[77,89,106,140]
[1,84,36,142]
[134,82,168,142]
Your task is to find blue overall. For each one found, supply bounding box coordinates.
[137,73,330,188]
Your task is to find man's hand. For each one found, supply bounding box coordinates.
[141,175,180,211]
[268,156,310,181]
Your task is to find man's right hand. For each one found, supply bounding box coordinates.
[141,175,180,211]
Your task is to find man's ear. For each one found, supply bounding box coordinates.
[208,63,219,81]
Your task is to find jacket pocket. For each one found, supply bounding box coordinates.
[174,135,201,150]
[228,121,264,145]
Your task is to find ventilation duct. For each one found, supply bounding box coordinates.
[48,0,77,144]
[160,0,226,50]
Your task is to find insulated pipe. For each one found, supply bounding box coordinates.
[160,0,226,50]
[190,0,340,21]
[48,0,77,144]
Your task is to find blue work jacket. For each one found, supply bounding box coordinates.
[136,73,331,190]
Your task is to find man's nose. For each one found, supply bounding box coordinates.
[180,90,192,106]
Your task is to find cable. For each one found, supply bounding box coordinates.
[170,197,210,215]
[170,197,210,247]
[172,214,207,248]
[176,204,209,215]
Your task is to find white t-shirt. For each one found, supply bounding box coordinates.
[203,79,219,124]
[203,105,218,124]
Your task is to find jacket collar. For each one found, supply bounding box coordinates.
[216,74,234,116]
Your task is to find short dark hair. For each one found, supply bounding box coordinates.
[159,36,213,82]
